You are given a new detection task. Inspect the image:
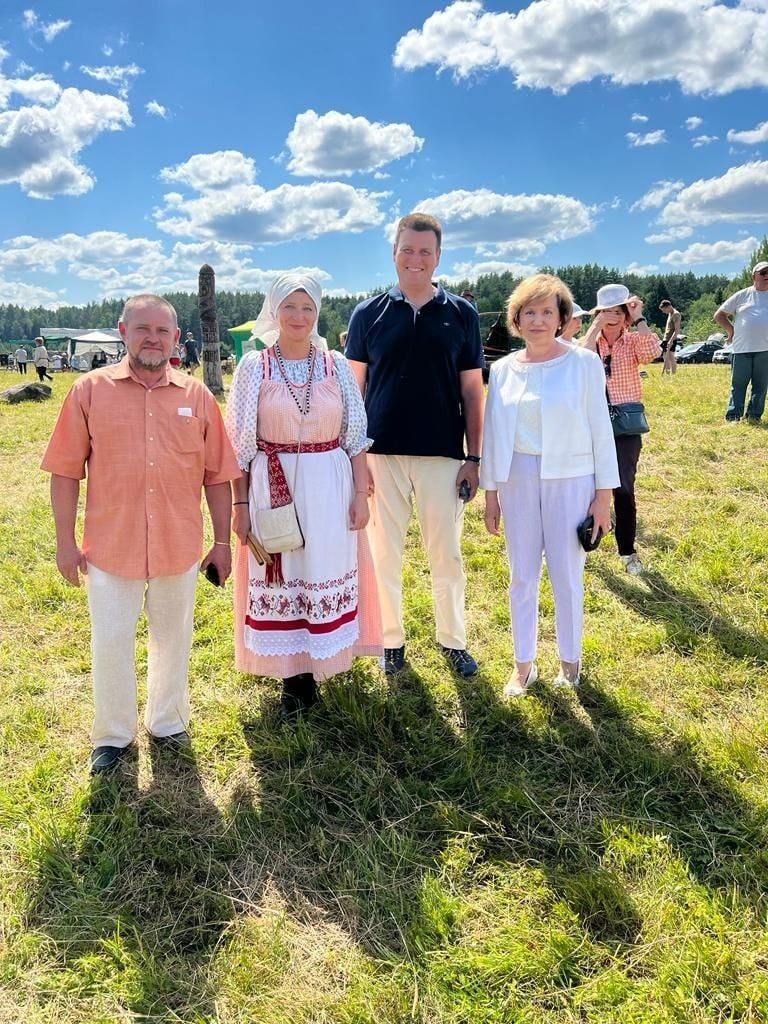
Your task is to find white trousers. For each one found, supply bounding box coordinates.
[86,562,198,748]
[498,453,594,664]
[368,454,467,649]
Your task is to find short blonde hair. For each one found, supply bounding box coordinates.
[506,274,574,337]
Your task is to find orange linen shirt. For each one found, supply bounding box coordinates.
[41,359,240,579]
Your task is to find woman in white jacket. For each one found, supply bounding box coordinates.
[482,274,619,697]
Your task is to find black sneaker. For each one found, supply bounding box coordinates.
[381,646,405,674]
[440,646,478,677]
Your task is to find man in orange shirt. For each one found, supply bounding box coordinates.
[42,294,240,775]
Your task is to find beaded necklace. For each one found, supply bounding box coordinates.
[273,341,315,415]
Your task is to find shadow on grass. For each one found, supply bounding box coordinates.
[595,562,768,664]
[25,743,232,1020]
[24,659,768,1015]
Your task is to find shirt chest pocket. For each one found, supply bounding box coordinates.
[163,414,204,453]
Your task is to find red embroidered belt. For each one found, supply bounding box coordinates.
[257,437,340,507]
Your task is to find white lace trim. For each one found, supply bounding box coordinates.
[243,617,360,659]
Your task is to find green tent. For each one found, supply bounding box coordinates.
[227,320,265,363]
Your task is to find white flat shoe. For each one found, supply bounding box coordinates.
[503,662,538,698]
[553,668,580,688]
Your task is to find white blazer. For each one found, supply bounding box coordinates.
[480,344,620,490]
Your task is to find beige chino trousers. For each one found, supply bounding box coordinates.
[86,562,198,748]
[367,454,467,650]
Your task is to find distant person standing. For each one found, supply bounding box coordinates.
[33,337,53,382]
[14,345,28,375]
[659,300,681,375]
[714,261,768,422]
[579,284,661,576]
[560,301,587,343]
[184,331,200,374]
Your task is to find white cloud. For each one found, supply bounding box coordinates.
[661,236,759,266]
[630,180,684,212]
[155,152,387,244]
[0,231,334,299]
[160,150,257,191]
[626,130,667,148]
[692,134,718,147]
[0,86,132,197]
[23,10,71,44]
[393,0,768,95]
[80,63,143,98]
[727,120,768,145]
[645,226,693,244]
[0,71,61,108]
[659,161,768,226]
[685,116,703,131]
[0,278,62,306]
[625,262,659,275]
[387,188,592,258]
[285,109,424,176]
[631,113,648,123]
[146,100,167,119]
[448,259,538,280]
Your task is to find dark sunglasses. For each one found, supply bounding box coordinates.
[603,353,612,378]
[757,270,768,277]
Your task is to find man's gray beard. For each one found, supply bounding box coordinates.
[134,352,169,370]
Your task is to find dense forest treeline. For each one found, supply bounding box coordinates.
[2,253,763,353]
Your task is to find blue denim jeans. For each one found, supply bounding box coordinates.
[726,351,768,421]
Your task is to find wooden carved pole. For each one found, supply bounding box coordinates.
[198,263,223,395]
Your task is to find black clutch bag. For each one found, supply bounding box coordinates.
[577,514,603,552]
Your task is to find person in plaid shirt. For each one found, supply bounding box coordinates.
[579,284,661,576]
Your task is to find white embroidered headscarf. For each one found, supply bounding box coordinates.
[248,272,327,350]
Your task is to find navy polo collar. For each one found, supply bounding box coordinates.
[388,284,448,306]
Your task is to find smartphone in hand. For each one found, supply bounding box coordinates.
[458,479,471,502]
[204,563,221,587]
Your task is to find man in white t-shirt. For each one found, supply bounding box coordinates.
[14,345,28,374]
[715,261,768,422]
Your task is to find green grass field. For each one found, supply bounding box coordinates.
[1,366,767,1023]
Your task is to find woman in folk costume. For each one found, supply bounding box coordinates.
[226,273,382,716]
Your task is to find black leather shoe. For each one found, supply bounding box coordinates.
[280,674,319,718]
[90,745,130,775]
[150,730,191,748]
[381,646,406,674]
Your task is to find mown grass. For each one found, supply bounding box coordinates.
[1,365,767,1023]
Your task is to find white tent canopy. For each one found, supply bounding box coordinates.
[41,327,123,362]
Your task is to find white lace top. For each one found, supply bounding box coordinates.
[226,348,372,470]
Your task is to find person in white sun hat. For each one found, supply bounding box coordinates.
[578,284,661,576]
[561,300,588,343]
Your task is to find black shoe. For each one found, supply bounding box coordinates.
[381,646,405,674]
[280,674,319,718]
[90,745,131,775]
[440,646,478,677]
[150,730,191,748]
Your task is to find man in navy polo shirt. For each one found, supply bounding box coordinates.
[346,212,485,677]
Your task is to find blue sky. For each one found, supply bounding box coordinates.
[0,0,766,309]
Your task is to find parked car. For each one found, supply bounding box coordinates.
[712,346,733,365]
[676,337,724,364]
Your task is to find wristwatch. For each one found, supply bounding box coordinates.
[465,455,481,464]
[631,317,647,327]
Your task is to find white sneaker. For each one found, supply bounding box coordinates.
[620,553,644,576]
[503,662,538,699]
